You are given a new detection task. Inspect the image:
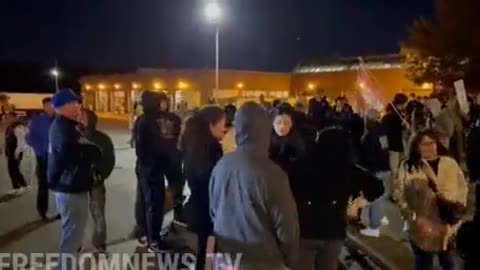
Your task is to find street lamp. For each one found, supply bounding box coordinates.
[50,68,60,91]
[205,1,222,96]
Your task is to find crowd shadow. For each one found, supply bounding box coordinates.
[0,218,58,249]
[0,193,21,204]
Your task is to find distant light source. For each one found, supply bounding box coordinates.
[98,84,105,90]
[178,81,188,89]
[358,81,366,88]
[205,2,222,23]
[236,83,244,89]
[114,83,121,90]
[132,82,140,89]
[308,83,315,90]
[421,82,433,90]
[50,68,60,77]
[85,84,92,90]
[153,82,162,90]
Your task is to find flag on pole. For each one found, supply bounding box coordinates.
[355,58,386,115]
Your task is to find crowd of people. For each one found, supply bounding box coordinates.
[2,86,480,270]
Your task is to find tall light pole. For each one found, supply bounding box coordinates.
[50,68,60,91]
[205,1,222,96]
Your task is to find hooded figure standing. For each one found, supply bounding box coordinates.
[79,109,115,253]
[209,102,299,270]
[134,91,183,252]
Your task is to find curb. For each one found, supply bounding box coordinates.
[346,232,398,270]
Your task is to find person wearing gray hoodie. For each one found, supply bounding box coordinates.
[209,102,299,270]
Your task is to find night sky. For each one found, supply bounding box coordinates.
[0,0,433,72]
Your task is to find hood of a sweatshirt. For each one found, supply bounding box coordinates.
[141,91,170,115]
[84,109,98,139]
[234,102,272,154]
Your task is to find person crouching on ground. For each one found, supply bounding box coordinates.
[293,126,384,270]
[48,89,102,269]
[358,109,391,237]
[4,111,29,195]
[26,97,57,219]
[209,102,299,270]
[79,109,115,254]
[395,129,468,270]
[181,105,226,270]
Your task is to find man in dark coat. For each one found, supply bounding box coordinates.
[382,93,409,178]
[48,89,102,268]
[79,109,115,253]
[134,91,183,252]
[292,126,384,270]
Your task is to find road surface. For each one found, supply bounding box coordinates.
[0,117,419,269]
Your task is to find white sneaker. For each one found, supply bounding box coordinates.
[381,216,389,226]
[360,228,381,238]
[16,187,27,195]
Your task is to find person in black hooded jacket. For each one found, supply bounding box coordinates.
[292,126,384,270]
[79,109,115,253]
[269,103,306,188]
[181,105,225,270]
[134,90,183,252]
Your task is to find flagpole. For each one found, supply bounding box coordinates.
[357,57,409,126]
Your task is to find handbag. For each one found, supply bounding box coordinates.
[426,177,466,225]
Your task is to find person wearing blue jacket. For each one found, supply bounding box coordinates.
[48,89,101,269]
[26,97,56,220]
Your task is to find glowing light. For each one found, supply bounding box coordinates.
[205,2,222,23]
[85,84,91,90]
[421,82,433,90]
[114,83,121,89]
[178,81,188,89]
[153,82,162,90]
[359,81,366,88]
[236,83,244,89]
[98,84,105,90]
[50,68,60,77]
[132,82,140,89]
[308,83,315,90]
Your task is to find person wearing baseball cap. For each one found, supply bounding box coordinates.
[48,88,101,268]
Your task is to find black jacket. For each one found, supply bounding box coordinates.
[291,127,384,240]
[183,138,223,233]
[48,115,102,193]
[382,106,405,152]
[4,121,24,159]
[269,130,306,186]
[467,108,480,182]
[359,123,390,173]
[83,110,116,184]
[135,91,182,177]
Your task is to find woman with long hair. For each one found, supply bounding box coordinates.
[269,103,305,177]
[395,129,468,270]
[181,105,226,270]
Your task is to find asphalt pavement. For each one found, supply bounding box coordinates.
[0,117,423,270]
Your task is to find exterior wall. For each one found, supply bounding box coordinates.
[291,68,423,102]
[79,66,430,114]
[80,69,291,113]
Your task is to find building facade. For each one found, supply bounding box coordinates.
[79,54,432,114]
[80,69,291,113]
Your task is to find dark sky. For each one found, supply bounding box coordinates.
[0,0,433,72]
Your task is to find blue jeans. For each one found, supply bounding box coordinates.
[368,171,390,229]
[89,184,107,250]
[411,243,454,270]
[55,192,89,270]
